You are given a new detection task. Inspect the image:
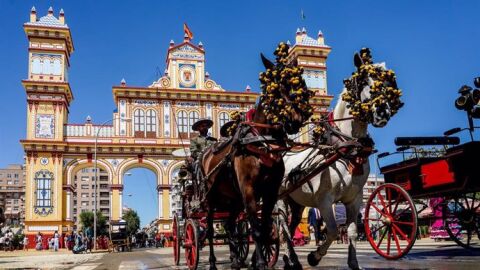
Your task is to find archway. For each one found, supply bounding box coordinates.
[66,160,113,229]
[122,167,158,228]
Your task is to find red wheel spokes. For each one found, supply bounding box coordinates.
[371,202,389,218]
[392,193,402,215]
[377,227,388,247]
[387,188,393,214]
[370,224,386,236]
[392,222,409,242]
[377,192,390,215]
[387,229,392,255]
[391,226,402,254]
[365,184,418,259]
[392,220,415,227]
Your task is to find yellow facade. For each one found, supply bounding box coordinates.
[21,7,332,238]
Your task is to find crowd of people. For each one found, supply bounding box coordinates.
[131,232,170,248]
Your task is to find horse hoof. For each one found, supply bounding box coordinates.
[348,262,362,270]
[283,255,303,270]
[307,253,320,267]
[283,255,292,270]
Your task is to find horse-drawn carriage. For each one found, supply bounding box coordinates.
[108,220,131,252]
[364,80,480,259]
[364,136,480,259]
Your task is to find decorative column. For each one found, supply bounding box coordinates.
[63,184,74,221]
[157,184,171,219]
[157,189,163,219]
[110,184,124,221]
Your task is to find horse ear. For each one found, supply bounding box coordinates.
[261,53,274,70]
[354,53,363,68]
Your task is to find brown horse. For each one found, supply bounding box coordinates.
[200,45,313,270]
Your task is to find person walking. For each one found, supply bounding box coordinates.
[53,230,60,251]
[64,233,69,250]
[35,232,42,250]
[23,236,29,251]
[308,207,324,245]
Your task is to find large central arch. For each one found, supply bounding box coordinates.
[117,158,163,220]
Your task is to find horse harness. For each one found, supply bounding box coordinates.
[324,112,375,175]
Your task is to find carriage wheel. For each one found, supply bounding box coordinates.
[184,219,199,270]
[443,192,480,249]
[173,213,181,265]
[364,183,417,259]
[262,222,280,268]
[234,219,250,264]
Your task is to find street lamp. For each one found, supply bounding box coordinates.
[93,117,131,250]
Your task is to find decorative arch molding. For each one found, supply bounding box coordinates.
[117,158,164,186]
[64,159,114,186]
[167,160,185,185]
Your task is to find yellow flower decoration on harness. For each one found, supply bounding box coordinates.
[342,48,404,123]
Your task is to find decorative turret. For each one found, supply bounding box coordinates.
[287,27,331,95]
[59,8,65,24]
[295,28,302,43]
[317,30,324,45]
[149,27,222,91]
[30,6,36,22]
[22,6,75,141]
[120,78,126,86]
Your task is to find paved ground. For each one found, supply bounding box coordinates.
[0,239,479,269]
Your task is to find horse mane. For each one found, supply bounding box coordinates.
[333,88,348,120]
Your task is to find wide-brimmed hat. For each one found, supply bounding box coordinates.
[220,120,235,137]
[192,118,213,131]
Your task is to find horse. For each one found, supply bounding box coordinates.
[278,48,403,270]
[199,43,314,270]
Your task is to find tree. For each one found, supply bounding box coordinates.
[123,210,140,236]
[79,211,108,235]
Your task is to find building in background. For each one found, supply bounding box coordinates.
[0,164,26,226]
[363,174,385,204]
[122,205,133,217]
[73,168,110,226]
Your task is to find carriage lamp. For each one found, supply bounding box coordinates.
[474,77,480,88]
[455,85,473,110]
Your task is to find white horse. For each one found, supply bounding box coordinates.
[278,49,402,270]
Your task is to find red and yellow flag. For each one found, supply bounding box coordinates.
[183,23,193,40]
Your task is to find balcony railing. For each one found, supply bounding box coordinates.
[64,124,114,137]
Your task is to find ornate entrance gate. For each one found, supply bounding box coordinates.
[20,8,331,245]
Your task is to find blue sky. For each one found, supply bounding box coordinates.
[1,1,480,223]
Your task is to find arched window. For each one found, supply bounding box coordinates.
[218,112,230,134]
[177,111,188,139]
[189,111,199,136]
[43,58,52,75]
[134,109,145,137]
[32,58,41,74]
[34,170,54,216]
[146,109,157,138]
[53,59,61,75]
